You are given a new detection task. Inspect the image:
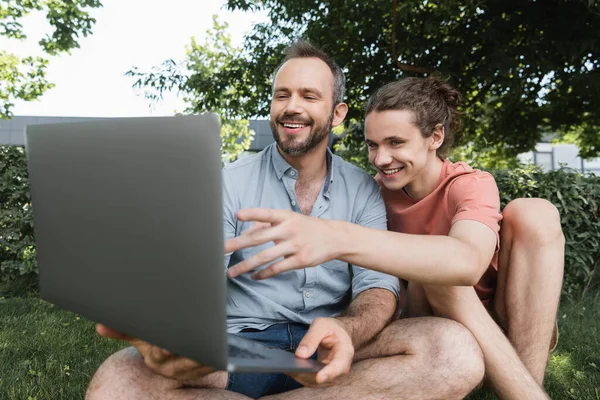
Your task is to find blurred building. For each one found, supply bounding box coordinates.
[518,143,600,175]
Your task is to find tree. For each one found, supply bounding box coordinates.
[126,16,255,163]
[0,0,103,118]
[131,0,600,166]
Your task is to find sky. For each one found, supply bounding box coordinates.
[1,0,267,118]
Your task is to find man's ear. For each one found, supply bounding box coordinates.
[331,103,349,128]
[430,124,445,150]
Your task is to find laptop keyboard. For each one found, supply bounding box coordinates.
[229,345,268,360]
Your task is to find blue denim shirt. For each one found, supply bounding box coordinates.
[223,143,400,333]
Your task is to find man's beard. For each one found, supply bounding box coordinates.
[270,112,334,156]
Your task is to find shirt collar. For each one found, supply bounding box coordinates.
[270,144,335,194]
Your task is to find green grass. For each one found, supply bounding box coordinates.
[0,297,126,400]
[1,294,599,399]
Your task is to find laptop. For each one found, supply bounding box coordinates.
[25,114,322,373]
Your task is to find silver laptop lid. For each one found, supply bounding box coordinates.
[25,114,229,369]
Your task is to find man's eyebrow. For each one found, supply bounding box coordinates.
[299,87,323,97]
[273,87,324,97]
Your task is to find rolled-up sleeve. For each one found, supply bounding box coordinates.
[350,181,401,300]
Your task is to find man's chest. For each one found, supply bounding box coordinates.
[295,179,324,215]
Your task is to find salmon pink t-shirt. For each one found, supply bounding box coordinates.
[376,159,502,305]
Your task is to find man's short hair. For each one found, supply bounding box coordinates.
[274,40,346,105]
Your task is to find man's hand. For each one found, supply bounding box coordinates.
[96,324,215,383]
[288,317,354,387]
[225,208,341,279]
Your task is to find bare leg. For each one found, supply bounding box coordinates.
[86,347,248,400]
[403,281,434,318]
[264,317,485,400]
[494,198,565,384]
[423,284,548,399]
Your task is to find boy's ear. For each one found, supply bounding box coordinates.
[430,124,445,150]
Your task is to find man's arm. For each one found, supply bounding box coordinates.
[336,288,397,349]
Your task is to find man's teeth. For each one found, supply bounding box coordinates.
[382,168,402,175]
[283,123,306,128]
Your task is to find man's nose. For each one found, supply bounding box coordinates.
[284,94,303,114]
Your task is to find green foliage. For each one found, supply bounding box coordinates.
[334,121,375,175]
[0,52,54,117]
[185,0,600,160]
[126,15,255,162]
[221,119,255,164]
[449,142,526,171]
[0,146,37,296]
[0,0,102,118]
[492,165,600,300]
[558,123,600,159]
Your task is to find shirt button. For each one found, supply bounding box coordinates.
[290,171,296,176]
[305,292,311,298]
[291,201,296,206]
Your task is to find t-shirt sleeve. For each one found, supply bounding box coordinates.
[448,172,502,247]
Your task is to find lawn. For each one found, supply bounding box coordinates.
[1,293,599,399]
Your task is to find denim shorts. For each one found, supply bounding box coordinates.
[226,323,313,399]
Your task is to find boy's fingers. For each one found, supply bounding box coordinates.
[250,255,300,280]
[240,222,272,236]
[224,224,284,255]
[227,242,294,278]
[237,208,289,223]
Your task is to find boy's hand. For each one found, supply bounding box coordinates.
[225,208,341,279]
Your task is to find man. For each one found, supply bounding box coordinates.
[225,77,565,399]
[86,41,485,400]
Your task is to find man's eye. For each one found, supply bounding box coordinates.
[366,142,377,149]
[390,140,402,146]
[305,96,317,100]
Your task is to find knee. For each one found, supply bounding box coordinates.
[86,347,153,400]
[503,198,564,246]
[425,318,485,393]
